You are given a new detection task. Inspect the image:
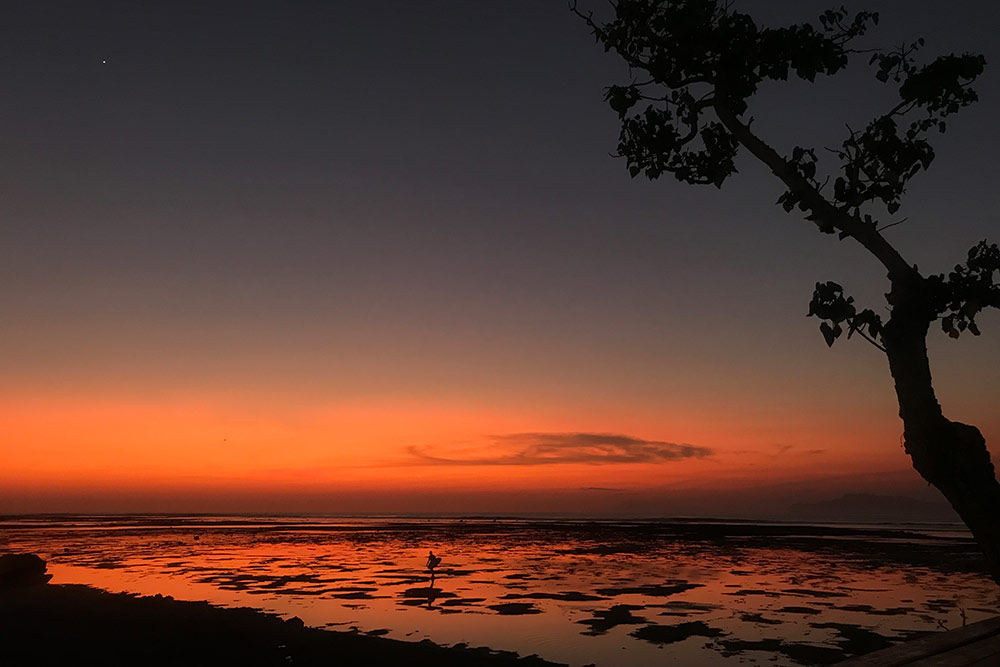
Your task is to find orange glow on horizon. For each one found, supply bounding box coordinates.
[1,389,918,513]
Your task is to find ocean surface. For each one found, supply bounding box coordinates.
[3,515,997,666]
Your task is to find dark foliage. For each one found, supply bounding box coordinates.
[574,0,1000,583]
[572,0,995,367]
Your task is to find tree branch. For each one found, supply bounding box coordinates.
[854,328,888,353]
[712,96,917,282]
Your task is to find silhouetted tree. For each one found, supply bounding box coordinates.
[574,0,1000,582]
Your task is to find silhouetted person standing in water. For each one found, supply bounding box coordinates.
[426,550,441,588]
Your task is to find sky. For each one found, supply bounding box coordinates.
[1,0,998,517]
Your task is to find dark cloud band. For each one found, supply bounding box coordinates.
[407,432,711,466]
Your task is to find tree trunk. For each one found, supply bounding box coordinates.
[882,305,1000,584]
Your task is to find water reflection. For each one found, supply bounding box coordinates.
[3,517,997,666]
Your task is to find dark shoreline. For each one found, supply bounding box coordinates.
[0,583,561,667]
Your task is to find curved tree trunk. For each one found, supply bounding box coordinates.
[882,303,1000,584]
[715,83,1000,582]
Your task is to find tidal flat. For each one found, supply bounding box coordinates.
[3,516,997,666]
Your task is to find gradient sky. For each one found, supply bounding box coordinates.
[2,1,998,516]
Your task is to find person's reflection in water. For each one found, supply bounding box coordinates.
[424,585,442,608]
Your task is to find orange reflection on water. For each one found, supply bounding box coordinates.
[6,517,998,667]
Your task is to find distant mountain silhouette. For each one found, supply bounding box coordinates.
[786,493,959,523]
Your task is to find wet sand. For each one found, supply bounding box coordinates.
[0,582,559,666]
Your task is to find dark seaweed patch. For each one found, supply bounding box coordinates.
[577,605,647,635]
[810,622,896,656]
[595,582,701,597]
[724,588,781,598]
[400,587,457,600]
[739,612,782,625]
[777,606,822,615]
[831,604,912,615]
[440,598,487,607]
[782,588,848,598]
[716,638,845,665]
[499,591,604,602]
[656,600,719,612]
[488,603,541,615]
[631,621,723,645]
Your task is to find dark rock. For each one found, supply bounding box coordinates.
[0,554,52,589]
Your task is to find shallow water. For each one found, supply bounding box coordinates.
[3,516,997,666]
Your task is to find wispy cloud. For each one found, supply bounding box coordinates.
[770,444,826,458]
[406,432,711,466]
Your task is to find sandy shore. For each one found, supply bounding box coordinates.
[0,583,562,666]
